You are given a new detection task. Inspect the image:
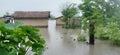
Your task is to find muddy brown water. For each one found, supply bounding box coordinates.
[39,20,120,55]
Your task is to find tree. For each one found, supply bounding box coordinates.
[61,3,78,25]
[78,0,120,45]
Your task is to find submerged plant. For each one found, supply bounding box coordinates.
[77,34,86,41]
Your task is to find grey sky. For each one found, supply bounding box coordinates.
[0,0,82,17]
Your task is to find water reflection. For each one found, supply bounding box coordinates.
[39,20,120,55]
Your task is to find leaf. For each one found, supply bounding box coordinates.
[8,49,17,55]
[25,41,32,46]
[5,22,22,30]
[0,21,5,27]
[14,22,22,28]
[18,48,26,55]
[5,23,15,30]
[1,22,45,55]
[0,48,9,55]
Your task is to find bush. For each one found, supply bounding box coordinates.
[110,37,120,46]
[109,32,120,46]
[95,27,110,40]
[63,22,77,29]
[95,23,120,46]
[109,30,120,46]
[77,33,86,41]
[107,23,120,46]
[0,21,46,55]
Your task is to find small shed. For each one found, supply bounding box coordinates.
[13,11,50,27]
[56,16,81,27]
[56,16,65,26]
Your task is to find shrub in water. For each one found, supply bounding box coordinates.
[77,34,86,41]
[95,27,110,40]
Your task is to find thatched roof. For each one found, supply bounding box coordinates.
[13,11,50,19]
[55,16,63,20]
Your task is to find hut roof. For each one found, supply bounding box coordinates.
[13,11,50,19]
[55,16,63,20]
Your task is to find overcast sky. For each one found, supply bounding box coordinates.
[0,0,82,17]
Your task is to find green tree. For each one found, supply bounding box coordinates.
[78,0,120,45]
[61,3,78,25]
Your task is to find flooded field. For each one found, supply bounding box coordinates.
[39,20,120,55]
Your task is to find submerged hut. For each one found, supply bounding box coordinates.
[13,11,50,27]
[56,16,65,26]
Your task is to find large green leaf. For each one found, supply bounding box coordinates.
[5,22,22,30]
[0,21,5,27]
[0,21,45,55]
[0,48,9,55]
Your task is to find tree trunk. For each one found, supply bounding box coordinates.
[89,23,95,45]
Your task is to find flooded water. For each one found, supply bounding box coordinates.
[39,20,120,55]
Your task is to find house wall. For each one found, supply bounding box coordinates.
[56,18,65,26]
[14,18,48,27]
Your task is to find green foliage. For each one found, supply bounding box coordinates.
[78,0,120,45]
[61,3,78,28]
[106,23,120,46]
[5,22,22,30]
[0,48,9,55]
[78,0,104,25]
[63,22,77,29]
[77,34,86,41]
[78,0,120,28]
[77,29,88,41]
[95,23,120,46]
[78,0,105,44]
[0,21,45,55]
[95,27,109,40]
[62,4,78,19]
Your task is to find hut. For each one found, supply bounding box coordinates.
[56,16,65,26]
[56,16,80,26]
[13,11,50,27]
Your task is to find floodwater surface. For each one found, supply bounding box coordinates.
[39,20,120,55]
